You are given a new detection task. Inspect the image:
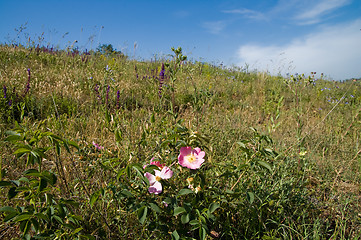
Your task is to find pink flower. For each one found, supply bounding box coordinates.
[145,166,173,194]
[92,141,104,150]
[178,147,205,169]
[143,158,165,170]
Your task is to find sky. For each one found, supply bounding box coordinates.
[0,0,360,80]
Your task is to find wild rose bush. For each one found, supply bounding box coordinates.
[107,120,284,240]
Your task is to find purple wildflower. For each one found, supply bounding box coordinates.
[94,84,102,103]
[159,63,165,98]
[116,90,120,109]
[3,85,6,98]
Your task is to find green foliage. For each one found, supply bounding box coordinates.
[1,44,361,239]
[96,43,124,58]
[0,122,91,239]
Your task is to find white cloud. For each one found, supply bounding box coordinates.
[202,21,227,34]
[295,0,350,21]
[223,8,267,21]
[269,0,351,25]
[237,19,361,80]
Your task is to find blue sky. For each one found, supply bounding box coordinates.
[0,0,360,80]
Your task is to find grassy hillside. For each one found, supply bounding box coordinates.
[0,44,361,239]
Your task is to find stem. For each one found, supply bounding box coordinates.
[230,171,246,191]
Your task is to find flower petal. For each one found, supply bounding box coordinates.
[180,146,192,157]
[145,172,156,185]
[148,181,162,194]
[190,158,205,169]
[154,169,161,177]
[194,148,205,159]
[160,166,173,179]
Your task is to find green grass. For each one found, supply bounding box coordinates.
[0,44,361,239]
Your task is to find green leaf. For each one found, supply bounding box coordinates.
[257,160,272,172]
[90,190,101,208]
[8,187,17,199]
[39,178,47,192]
[23,169,40,177]
[189,219,199,226]
[173,207,186,216]
[52,215,64,224]
[68,140,79,150]
[41,171,57,185]
[73,227,83,234]
[13,147,31,155]
[181,213,190,224]
[236,141,247,148]
[0,181,12,187]
[116,168,126,180]
[79,234,96,240]
[138,206,148,224]
[63,140,71,154]
[4,134,22,142]
[148,202,161,213]
[115,129,123,143]
[208,202,220,213]
[18,177,29,183]
[177,188,193,196]
[23,220,31,235]
[55,143,61,155]
[0,206,17,213]
[35,213,49,222]
[199,226,206,240]
[171,230,180,240]
[247,192,255,204]
[120,189,132,198]
[60,199,80,208]
[4,212,18,222]
[14,214,32,222]
[10,180,20,187]
[31,218,40,232]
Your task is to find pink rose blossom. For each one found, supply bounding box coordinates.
[143,158,165,169]
[178,147,205,169]
[145,166,173,194]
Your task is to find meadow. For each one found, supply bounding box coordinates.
[0,43,360,239]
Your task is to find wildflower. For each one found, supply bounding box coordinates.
[143,158,165,170]
[158,63,165,98]
[186,177,194,184]
[116,90,120,109]
[195,186,201,193]
[299,151,307,156]
[178,147,205,169]
[187,177,194,189]
[94,84,102,103]
[3,85,6,98]
[92,141,104,150]
[145,166,173,194]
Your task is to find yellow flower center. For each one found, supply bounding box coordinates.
[186,154,196,163]
[155,176,162,182]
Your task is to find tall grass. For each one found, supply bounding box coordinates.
[0,44,360,239]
